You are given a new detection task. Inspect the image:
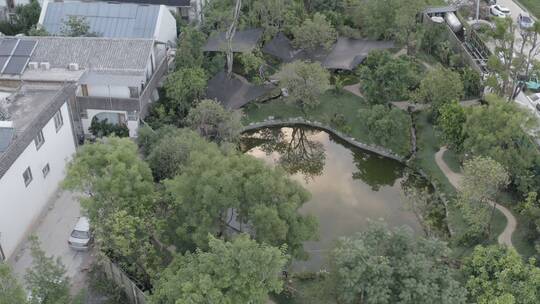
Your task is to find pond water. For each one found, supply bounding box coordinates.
[242,126,425,271]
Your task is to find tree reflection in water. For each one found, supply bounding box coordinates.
[351,152,402,191]
[243,127,326,181]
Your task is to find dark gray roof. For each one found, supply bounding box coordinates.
[19,36,154,72]
[41,1,160,38]
[322,37,395,70]
[206,71,275,109]
[0,127,14,152]
[262,32,306,63]
[97,0,191,6]
[203,28,263,53]
[424,6,457,14]
[0,84,77,179]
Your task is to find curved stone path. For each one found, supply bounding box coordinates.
[435,147,516,247]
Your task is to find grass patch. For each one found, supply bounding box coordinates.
[442,148,461,173]
[519,0,540,18]
[243,91,411,156]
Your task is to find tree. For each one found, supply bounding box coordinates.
[519,192,540,256]
[246,0,297,39]
[462,245,540,304]
[437,101,466,152]
[357,105,411,155]
[175,26,206,70]
[395,0,432,55]
[291,13,337,51]
[63,137,160,287]
[184,99,243,143]
[147,128,208,181]
[413,66,464,116]
[460,67,483,98]
[163,67,208,121]
[0,263,27,304]
[358,51,421,104]
[60,16,97,37]
[25,236,71,304]
[331,220,467,304]
[163,143,317,258]
[350,0,398,39]
[486,17,519,98]
[225,0,242,75]
[276,60,331,110]
[0,0,41,35]
[462,95,540,194]
[237,51,265,82]
[459,156,509,239]
[150,235,287,304]
[88,117,129,138]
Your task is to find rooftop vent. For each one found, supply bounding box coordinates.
[40,62,50,70]
[27,62,38,70]
[68,63,79,71]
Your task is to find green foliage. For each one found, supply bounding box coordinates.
[0,0,41,35]
[63,138,160,287]
[25,236,71,304]
[237,50,265,81]
[357,105,411,153]
[331,220,467,304]
[291,13,337,51]
[413,67,464,116]
[437,101,466,151]
[350,0,398,39]
[87,265,129,304]
[150,235,287,304]
[27,25,49,36]
[147,128,208,181]
[89,117,129,138]
[277,60,331,110]
[463,245,540,304]
[520,192,540,256]
[245,0,301,39]
[462,95,540,195]
[184,99,243,143]
[176,26,206,70]
[163,142,318,258]
[60,16,97,37]
[358,51,421,104]
[0,263,27,304]
[460,67,482,98]
[161,67,208,123]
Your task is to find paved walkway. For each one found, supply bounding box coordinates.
[434,147,516,247]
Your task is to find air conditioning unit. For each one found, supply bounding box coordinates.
[27,62,38,70]
[40,62,50,70]
[68,63,79,71]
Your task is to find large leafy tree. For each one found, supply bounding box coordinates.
[150,235,287,304]
[463,245,540,304]
[0,0,41,35]
[63,137,160,287]
[175,26,206,70]
[413,66,464,117]
[163,142,318,258]
[331,220,467,304]
[350,0,398,39]
[184,99,243,143]
[358,51,421,104]
[437,100,466,152]
[357,105,411,155]
[0,263,27,304]
[24,237,71,304]
[462,95,540,194]
[291,12,337,51]
[276,60,331,110]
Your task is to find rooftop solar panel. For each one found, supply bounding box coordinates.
[13,40,37,57]
[3,56,30,75]
[0,56,10,72]
[0,39,17,56]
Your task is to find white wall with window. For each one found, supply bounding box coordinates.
[0,102,76,259]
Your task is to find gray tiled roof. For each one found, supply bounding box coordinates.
[96,0,191,6]
[20,36,154,72]
[41,1,160,38]
[0,127,14,152]
[0,84,77,179]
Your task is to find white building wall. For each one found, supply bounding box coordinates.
[154,5,177,44]
[0,102,76,259]
[86,85,130,99]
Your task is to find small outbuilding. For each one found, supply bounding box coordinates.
[322,37,395,70]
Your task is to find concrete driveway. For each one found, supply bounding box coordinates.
[8,191,92,294]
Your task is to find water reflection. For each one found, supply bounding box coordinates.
[243,127,422,271]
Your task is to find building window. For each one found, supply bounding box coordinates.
[23,167,33,187]
[34,130,45,150]
[129,87,139,98]
[42,163,50,178]
[54,110,64,132]
[80,109,88,119]
[127,111,138,121]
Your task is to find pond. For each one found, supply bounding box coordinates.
[242,126,429,272]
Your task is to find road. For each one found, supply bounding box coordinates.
[434,147,516,247]
[8,191,92,295]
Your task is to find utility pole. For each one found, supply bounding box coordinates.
[476,0,480,21]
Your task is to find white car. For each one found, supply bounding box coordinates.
[490,5,511,18]
[68,217,92,251]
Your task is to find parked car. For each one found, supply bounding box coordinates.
[530,93,540,103]
[68,217,92,251]
[490,5,511,18]
[518,14,535,29]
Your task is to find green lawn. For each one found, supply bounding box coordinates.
[243,91,411,156]
[519,0,540,18]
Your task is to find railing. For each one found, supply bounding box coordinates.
[100,256,147,304]
[139,55,169,116]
